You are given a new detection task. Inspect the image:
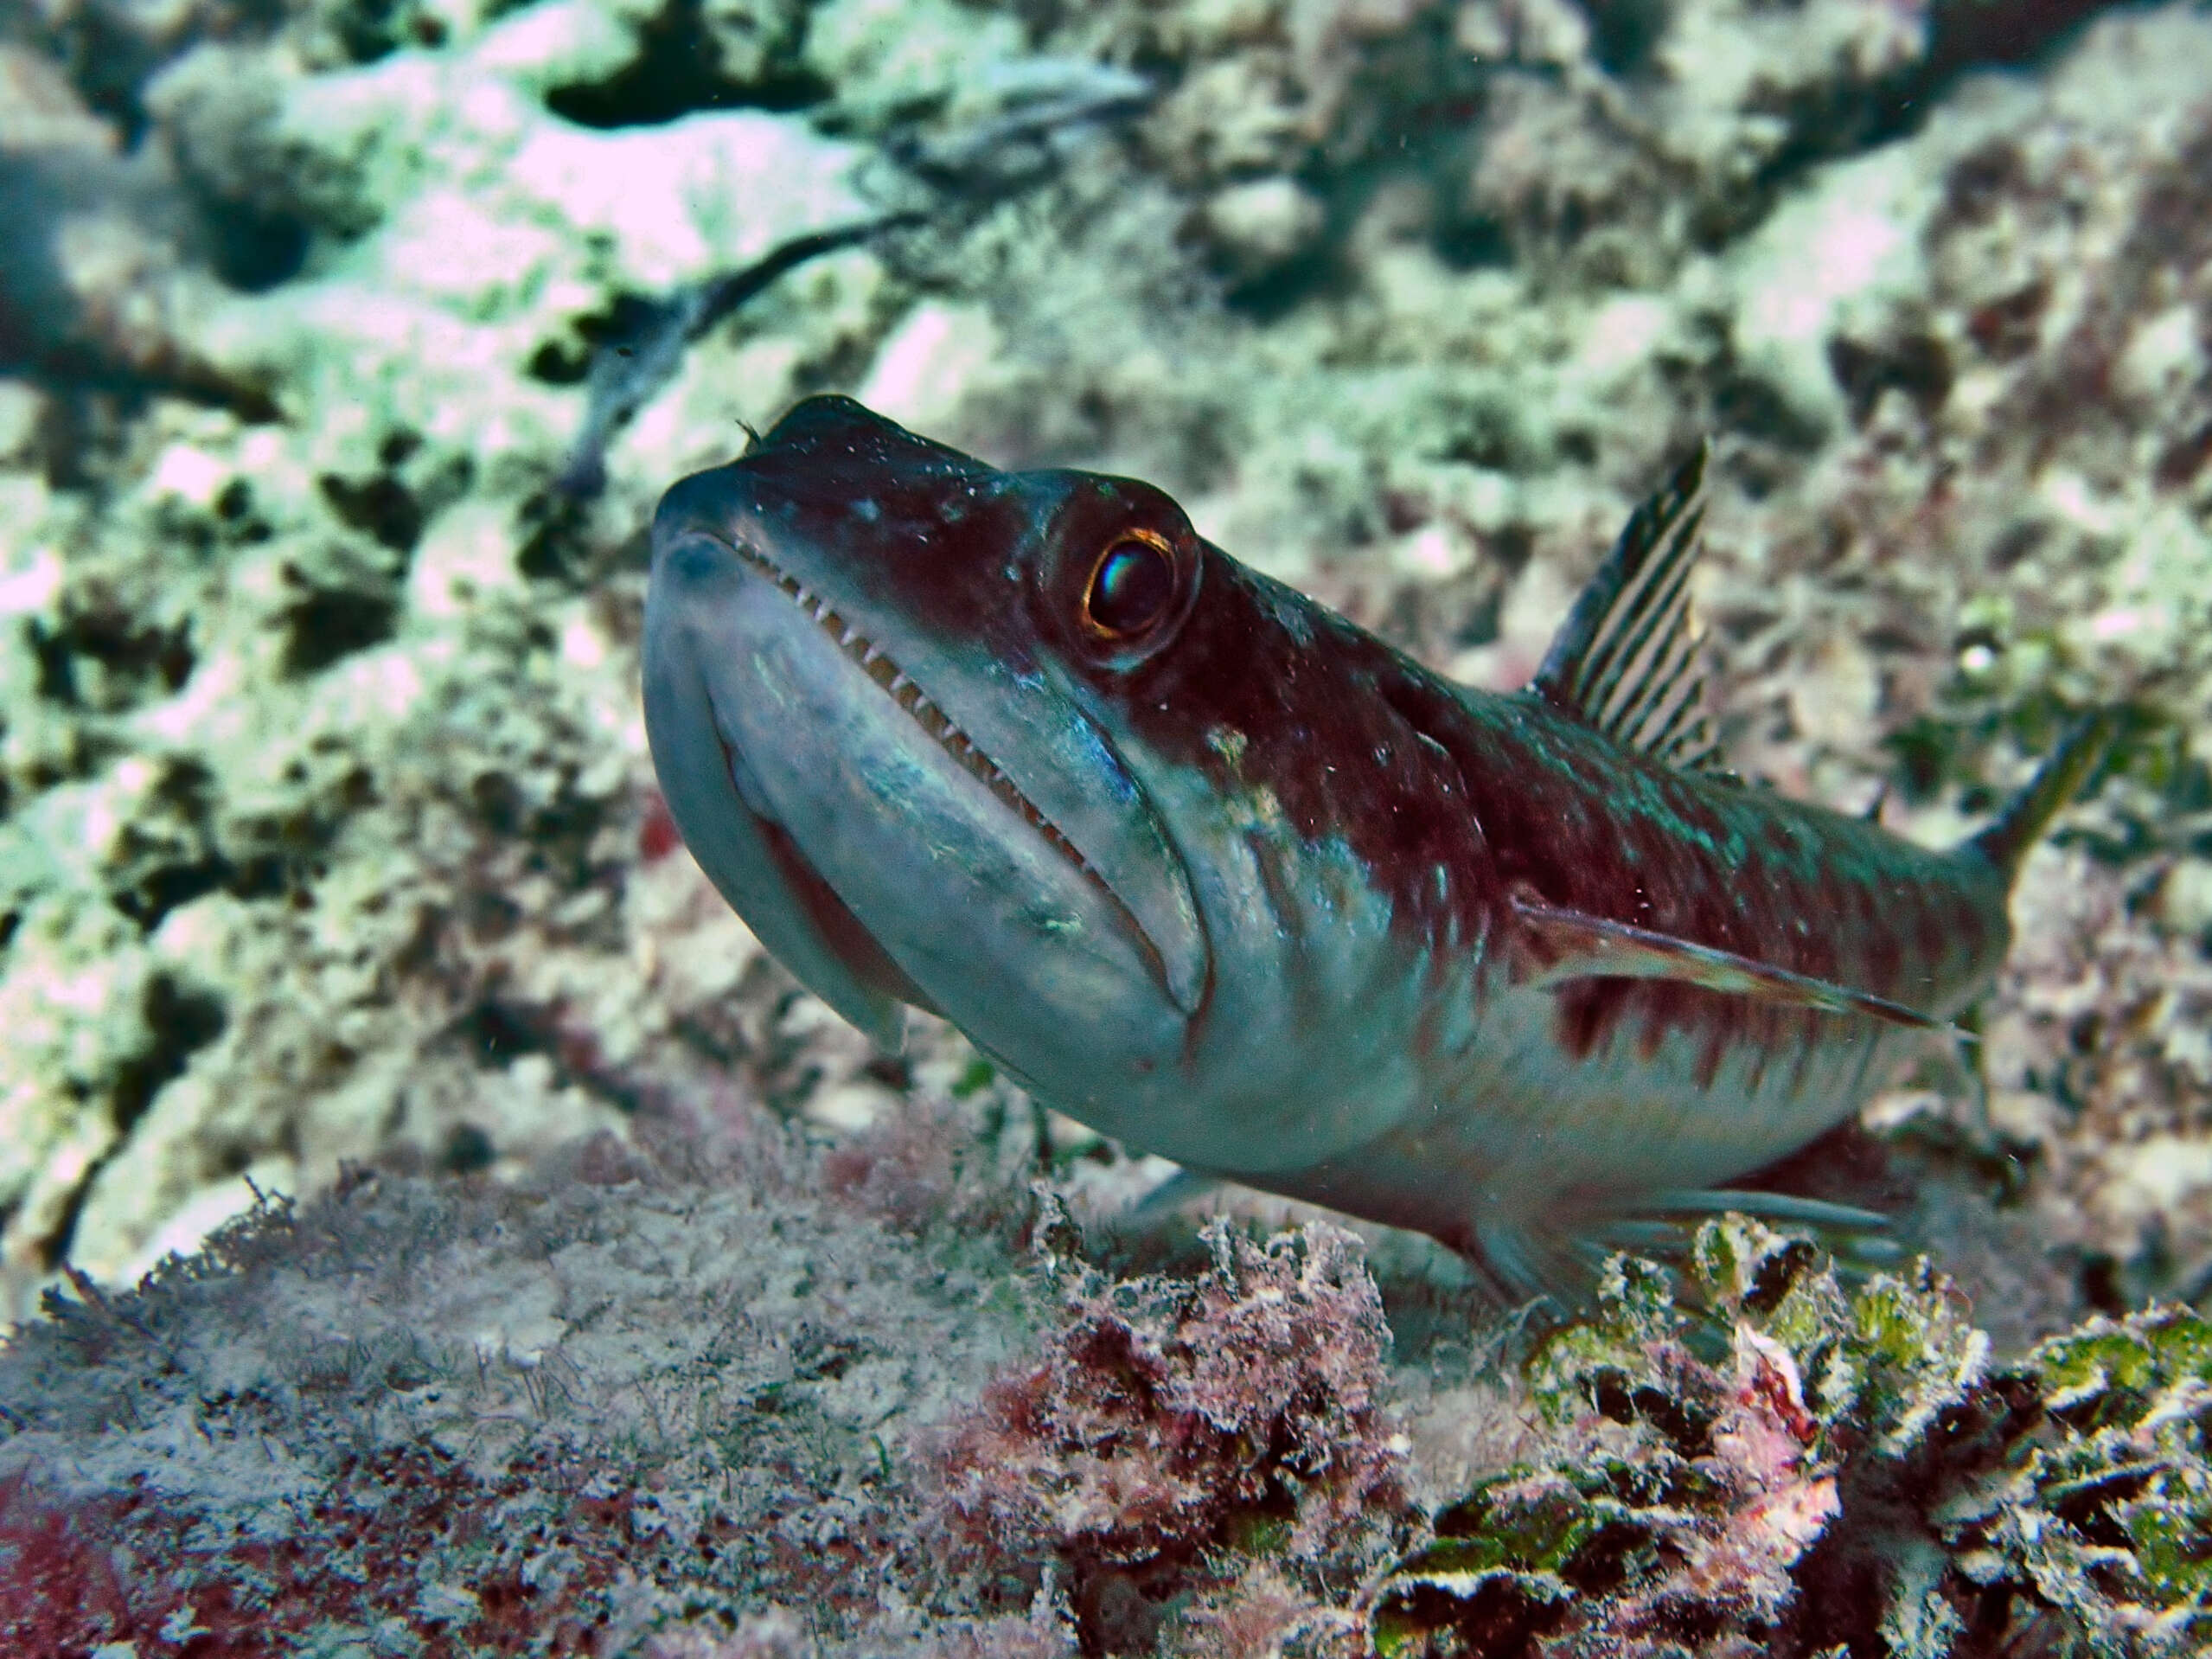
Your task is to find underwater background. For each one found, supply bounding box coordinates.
[0,0,2208,1651]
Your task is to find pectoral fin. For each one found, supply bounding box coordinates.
[1510,893,1957,1034]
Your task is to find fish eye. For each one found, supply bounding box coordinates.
[1081,531,1178,640]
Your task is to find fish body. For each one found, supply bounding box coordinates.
[643,396,2103,1297]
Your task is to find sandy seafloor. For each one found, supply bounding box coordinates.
[0,0,2209,1652]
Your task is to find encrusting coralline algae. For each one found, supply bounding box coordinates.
[0,1121,2206,1653]
[0,0,2209,1649]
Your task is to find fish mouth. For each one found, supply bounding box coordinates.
[726,535,1199,1012]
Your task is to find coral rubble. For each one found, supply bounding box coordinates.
[0,1122,1052,1654]
[4,1165,2207,1654]
[932,1216,1414,1653]
[0,0,2203,1331]
[1376,1217,2212,1657]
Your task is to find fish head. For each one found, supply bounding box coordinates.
[643,395,1217,1128]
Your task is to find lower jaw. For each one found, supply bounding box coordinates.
[753,812,940,1015]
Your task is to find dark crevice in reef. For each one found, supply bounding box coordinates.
[108,753,332,934]
[324,0,452,65]
[112,849,302,935]
[1924,0,2140,79]
[42,972,228,1269]
[1577,0,1672,79]
[318,473,426,554]
[316,432,471,556]
[1751,0,2149,186]
[440,1121,495,1174]
[113,976,228,1137]
[114,856,233,932]
[28,609,196,711]
[542,0,829,128]
[1829,329,1956,426]
[284,436,472,676]
[278,587,400,676]
[454,994,651,1116]
[195,197,311,294]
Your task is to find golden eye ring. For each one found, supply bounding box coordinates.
[1080,528,1179,640]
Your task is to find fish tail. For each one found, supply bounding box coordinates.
[1964,710,2123,882]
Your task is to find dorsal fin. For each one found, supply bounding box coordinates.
[1528,442,1724,773]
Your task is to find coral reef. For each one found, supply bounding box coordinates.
[0,0,2202,1332]
[3,1160,2206,1655]
[0,0,900,1316]
[0,0,2209,1644]
[1375,1218,2212,1658]
[932,1216,1413,1652]
[0,1118,1058,1655]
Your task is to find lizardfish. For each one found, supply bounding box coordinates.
[643,395,2109,1298]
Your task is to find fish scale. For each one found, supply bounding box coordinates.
[643,395,2113,1303]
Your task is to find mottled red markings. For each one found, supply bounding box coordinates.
[1746,1347,1819,1448]
[638,788,681,861]
[1697,1009,1734,1092]
[1914,897,1951,991]
[1785,1008,1825,1099]
[696,398,2014,1081]
[1863,909,1904,999]
[2156,419,2212,490]
[1557,980,1621,1065]
[1951,892,1990,974]
[1116,546,2005,1073]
